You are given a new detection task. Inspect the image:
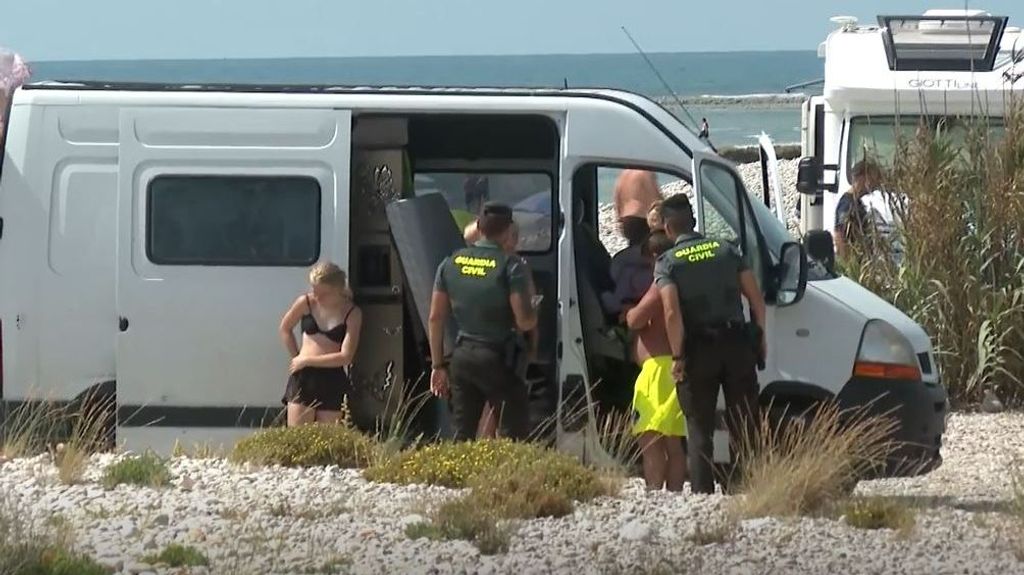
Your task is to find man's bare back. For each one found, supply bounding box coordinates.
[614,170,663,220]
[625,283,673,363]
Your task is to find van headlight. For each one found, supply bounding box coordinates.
[853,319,922,381]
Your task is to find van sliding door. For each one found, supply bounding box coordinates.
[115,107,351,451]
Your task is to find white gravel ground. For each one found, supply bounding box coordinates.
[2,413,1023,575]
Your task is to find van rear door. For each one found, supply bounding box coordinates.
[115,106,351,450]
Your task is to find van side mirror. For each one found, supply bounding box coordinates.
[776,241,808,307]
[805,230,836,276]
[797,156,839,195]
[796,157,823,195]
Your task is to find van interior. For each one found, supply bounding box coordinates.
[347,112,643,439]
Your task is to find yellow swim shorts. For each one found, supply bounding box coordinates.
[631,356,686,437]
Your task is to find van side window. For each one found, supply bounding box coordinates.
[147,175,321,266]
[698,161,764,286]
[413,172,553,253]
[593,163,688,248]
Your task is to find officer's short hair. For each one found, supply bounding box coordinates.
[661,194,695,232]
[477,202,514,239]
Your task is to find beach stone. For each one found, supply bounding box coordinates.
[152,513,169,526]
[618,520,652,542]
[125,562,153,574]
[96,556,123,572]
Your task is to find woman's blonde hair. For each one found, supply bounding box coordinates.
[309,261,352,299]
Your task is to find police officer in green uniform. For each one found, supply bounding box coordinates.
[654,194,767,494]
[428,202,539,441]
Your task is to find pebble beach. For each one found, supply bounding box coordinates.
[2,413,1022,575]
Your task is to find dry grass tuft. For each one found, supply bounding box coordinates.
[596,408,642,476]
[730,402,898,519]
[0,495,108,575]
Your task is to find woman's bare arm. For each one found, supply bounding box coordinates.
[278,295,307,358]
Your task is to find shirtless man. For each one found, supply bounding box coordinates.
[613,169,663,222]
[623,231,687,491]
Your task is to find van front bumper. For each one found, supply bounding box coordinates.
[835,375,948,478]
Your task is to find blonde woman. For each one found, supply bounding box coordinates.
[279,262,363,426]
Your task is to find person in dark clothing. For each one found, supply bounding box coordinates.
[428,203,539,441]
[602,216,653,317]
[834,159,882,259]
[654,194,767,494]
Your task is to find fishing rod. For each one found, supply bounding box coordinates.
[620,26,703,135]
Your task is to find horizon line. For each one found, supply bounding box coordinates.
[28,48,818,65]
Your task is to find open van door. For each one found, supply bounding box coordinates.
[384,193,465,438]
[114,107,351,452]
[692,149,780,465]
[757,132,787,225]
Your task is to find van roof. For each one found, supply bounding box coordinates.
[16,80,709,157]
[20,79,649,101]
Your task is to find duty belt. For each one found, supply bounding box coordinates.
[456,334,503,348]
[689,320,745,341]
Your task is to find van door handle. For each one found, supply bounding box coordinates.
[118,317,129,332]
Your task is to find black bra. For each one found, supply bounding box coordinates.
[301,295,352,344]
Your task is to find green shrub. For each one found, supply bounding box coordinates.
[101,452,171,489]
[1,546,110,575]
[467,450,611,519]
[143,543,209,567]
[1,500,108,575]
[231,423,379,468]
[399,441,613,554]
[840,497,916,533]
[844,105,1024,407]
[364,439,547,488]
[406,498,511,555]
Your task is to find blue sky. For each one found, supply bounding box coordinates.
[5,0,1024,61]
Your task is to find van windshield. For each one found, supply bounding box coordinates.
[847,115,1006,179]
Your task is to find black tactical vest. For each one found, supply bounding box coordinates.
[658,233,745,331]
[442,243,518,344]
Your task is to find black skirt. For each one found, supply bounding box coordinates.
[282,366,351,411]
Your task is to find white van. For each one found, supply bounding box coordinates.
[0,82,947,476]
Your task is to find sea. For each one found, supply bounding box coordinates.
[27,51,822,147]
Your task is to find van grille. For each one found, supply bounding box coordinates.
[918,352,933,375]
